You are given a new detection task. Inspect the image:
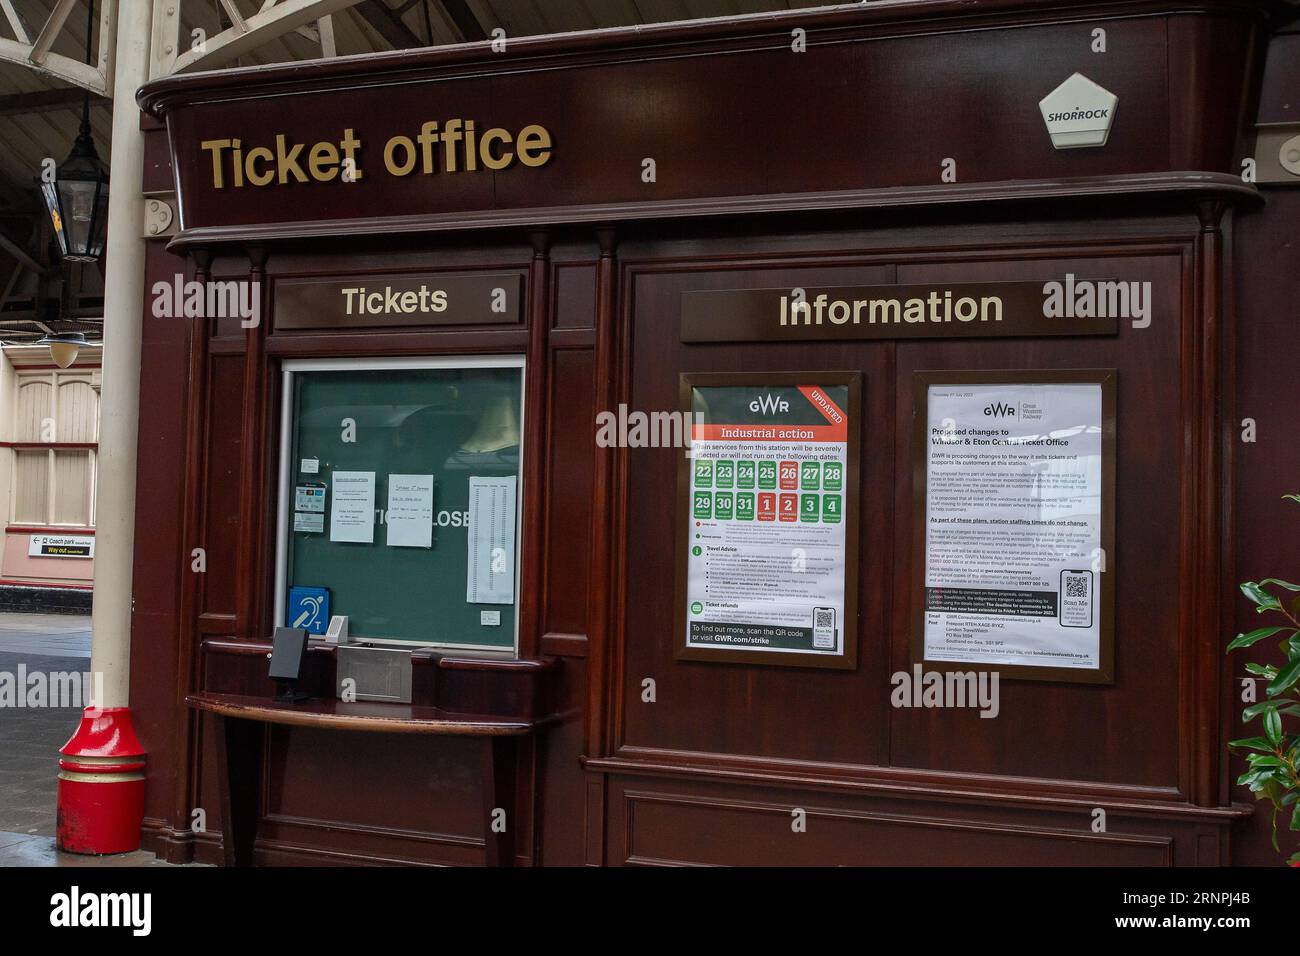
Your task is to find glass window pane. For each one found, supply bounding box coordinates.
[15,380,52,442]
[14,449,49,524]
[53,450,92,526]
[57,380,98,442]
[284,362,523,649]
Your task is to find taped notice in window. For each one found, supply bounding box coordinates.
[466,476,516,605]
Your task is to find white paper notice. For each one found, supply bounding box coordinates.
[923,382,1104,670]
[386,474,434,548]
[466,476,516,605]
[295,485,325,512]
[294,512,324,533]
[329,471,376,543]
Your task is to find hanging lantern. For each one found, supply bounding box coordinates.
[40,106,109,263]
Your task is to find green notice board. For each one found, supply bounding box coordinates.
[283,362,523,648]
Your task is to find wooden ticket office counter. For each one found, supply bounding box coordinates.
[129,0,1292,866]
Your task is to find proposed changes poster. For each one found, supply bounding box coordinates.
[917,374,1114,679]
[679,376,858,668]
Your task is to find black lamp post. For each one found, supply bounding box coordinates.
[39,2,108,263]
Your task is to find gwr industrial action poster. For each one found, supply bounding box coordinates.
[680,378,856,668]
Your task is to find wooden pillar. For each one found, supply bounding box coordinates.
[520,231,550,865]
[170,247,212,856]
[1189,200,1229,808]
[235,248,269,641]
[583,229,618,867]
[520,232,550,657]
[587,228,619,760]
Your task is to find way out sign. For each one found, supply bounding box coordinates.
[28,534,94,559]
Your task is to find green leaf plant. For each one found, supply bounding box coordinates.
[1227,493,1300,865]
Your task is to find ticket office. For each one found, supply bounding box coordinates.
[133,0,1269,866]
[163,209,1233,868]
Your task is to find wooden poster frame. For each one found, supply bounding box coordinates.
[674,371,861,670]
[911,369,1117,684]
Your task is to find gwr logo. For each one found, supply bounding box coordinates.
[750,394,790,414]
[983,402,1017,418]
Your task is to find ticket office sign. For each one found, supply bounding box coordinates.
[911,370,1116,683]
[675,373,860,669]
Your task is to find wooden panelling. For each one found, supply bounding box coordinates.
[201,354,245,619]
[1166,13,1263,172]
[264,728,484,858]
[538,657,589,866]
[544,348,595,638]
[607,220,1217,808]
[614,782,1176,867]
[552,263,597,331]
[891,249,1187,788]
[1228,188,1300,865]
[1255,28,1300,124]
[619,258,893,766]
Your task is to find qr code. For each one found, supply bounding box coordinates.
[815,609,834,628]
[1064,575,1090,598]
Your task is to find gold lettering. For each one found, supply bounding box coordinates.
[245,146,274,186]
[464,120,477,171]
[309,142,340,181]
[275,134,307,184]
[479,128,514,170]
[442,118,463,173]
[230,139,244,187]
[516,125,551,167]
[201,139,232,188]
[417,122,440,174]
[384,135,418,176]
[197,120,550,187]
[339,128,363,180]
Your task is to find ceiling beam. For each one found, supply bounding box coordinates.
[172,0,367,73]
[317,14,337,56]
[0,229,47,276]
[0,87,104,117]
[27,0,80,66]
[440,0,486,42]
[0,0,31,44]
[354,0,423,49]
[0,0,115,96]
[0,38,108,94]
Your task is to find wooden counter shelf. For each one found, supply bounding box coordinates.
[186,691,551,736]
[186,689,556,867]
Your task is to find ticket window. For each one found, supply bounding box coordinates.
[274,356,525,652]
